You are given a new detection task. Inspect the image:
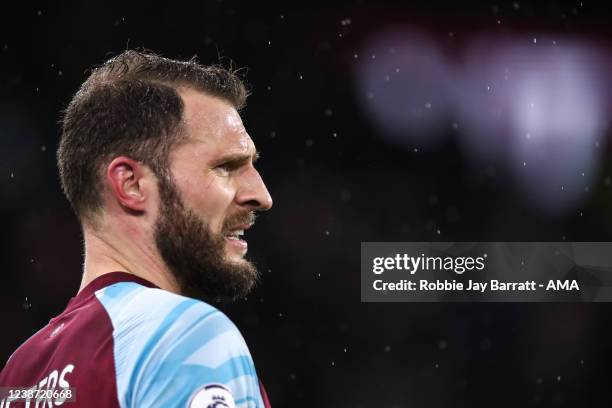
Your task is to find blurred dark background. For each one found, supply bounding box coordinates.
[2,0,612,406]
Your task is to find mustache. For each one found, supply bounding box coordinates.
[222,211,256,232]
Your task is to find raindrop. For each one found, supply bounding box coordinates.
[23,297,32,310]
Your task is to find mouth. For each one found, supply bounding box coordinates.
[223,223,252,253]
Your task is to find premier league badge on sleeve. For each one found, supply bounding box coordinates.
[188,384,236,408]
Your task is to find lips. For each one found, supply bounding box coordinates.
[222,211,256,253]
[223,222,253,252]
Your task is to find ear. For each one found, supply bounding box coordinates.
[106,156,152,213]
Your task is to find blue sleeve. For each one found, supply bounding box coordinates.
[96,283,265,408]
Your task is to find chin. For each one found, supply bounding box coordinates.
[224,241,248,258]
[224,252,248,264]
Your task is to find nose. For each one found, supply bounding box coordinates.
[236,167,273,211]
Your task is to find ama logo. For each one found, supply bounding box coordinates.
[546,280,580,291]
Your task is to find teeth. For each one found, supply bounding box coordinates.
[226,229,245,239]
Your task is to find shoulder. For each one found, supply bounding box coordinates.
[95,280,227,333]
[95,282,261,407]
[95,281,249,367]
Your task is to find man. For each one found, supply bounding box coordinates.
[0,50,273,407]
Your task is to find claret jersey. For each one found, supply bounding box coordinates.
[0,272,271,408]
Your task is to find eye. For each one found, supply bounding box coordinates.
[214,163,231,176]
[214,161,240,176]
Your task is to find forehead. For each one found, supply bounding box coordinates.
[178,87,254,155]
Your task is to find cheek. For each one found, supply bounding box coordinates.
[184,180,236,228]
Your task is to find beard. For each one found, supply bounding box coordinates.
[153,177,259,303]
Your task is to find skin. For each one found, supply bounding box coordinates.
[79,87,273,294]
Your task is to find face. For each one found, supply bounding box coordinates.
[154,88,273,302]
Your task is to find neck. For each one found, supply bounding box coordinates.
[80,222,179,294]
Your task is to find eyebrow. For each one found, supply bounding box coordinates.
[215,150,260,165]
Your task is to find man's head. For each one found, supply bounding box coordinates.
[57,50,273,302]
